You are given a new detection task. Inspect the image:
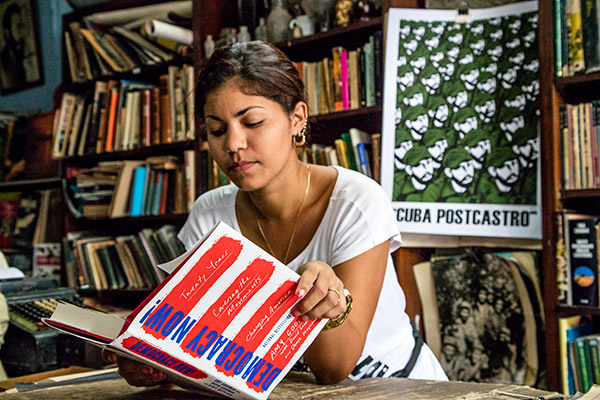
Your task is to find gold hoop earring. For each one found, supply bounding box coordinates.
[294,121,307,147]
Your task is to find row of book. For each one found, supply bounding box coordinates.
[298,31,383,117]
[52,64,194,159]
[560,101,600,190]
[62,224,185,291]
[65,154,194,219]
[558,315,599,395]
[554,0,600,77]
[556,211,600,307]
[64,18,183,83]
[297,128,382,183]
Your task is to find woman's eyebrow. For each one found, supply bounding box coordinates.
[206,106,265,121]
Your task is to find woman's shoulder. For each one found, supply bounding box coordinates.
[330,166,388,202]
[193,184,238,211]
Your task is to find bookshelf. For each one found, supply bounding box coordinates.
[56,0,408,299]
[538,0,600,392]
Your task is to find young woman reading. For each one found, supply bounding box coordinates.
[107,41,447,386]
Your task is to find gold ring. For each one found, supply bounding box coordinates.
[328,288,342,302]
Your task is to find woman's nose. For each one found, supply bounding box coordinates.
[225,125,247,153]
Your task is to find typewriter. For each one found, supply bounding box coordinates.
[0,280,90,377]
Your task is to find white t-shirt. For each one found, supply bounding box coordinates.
[178,166,447,381]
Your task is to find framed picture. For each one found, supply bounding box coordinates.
[0,0,43,95]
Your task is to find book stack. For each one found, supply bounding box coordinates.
[558,315,598,395]
[559,101,600,190]
[64,155,191,218]
[554,0,600,77]
[64,17,190,83]
[62,224,185,291]
[296,128,381,182]
[296,31,383,117]
[52,67,195,159]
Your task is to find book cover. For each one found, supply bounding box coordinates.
[581,0,600,72]
[44,221,326,400]
[568,216,599,306]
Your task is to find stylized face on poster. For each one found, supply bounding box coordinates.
[380,2,541,239]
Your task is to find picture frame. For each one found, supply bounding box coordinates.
[0,0,43,95]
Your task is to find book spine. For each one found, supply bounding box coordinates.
[556,0,564,77]
[576,337,593,392]
[587,336,600,384]
[373,30,383,106]
[569,0,586,73]
[340,50,350,110]
[569,216,599,306]
[130,166,148,217]
[356,143,371,178]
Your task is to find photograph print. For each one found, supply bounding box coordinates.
[0,0,43,95]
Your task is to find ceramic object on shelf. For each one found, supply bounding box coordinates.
[353,0,378,21]
[267,0,293,43]
[255,17,268,41]
[289,15,314,37]
[301,0,333,32]
[334,0,353,27]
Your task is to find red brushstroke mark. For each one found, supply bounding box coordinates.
[249,317,321,392]
[182,258,275,357]
[216,280,297,377]
[121,336,208,379]
[142,236,243,338]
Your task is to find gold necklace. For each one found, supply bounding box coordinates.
[251,164,310,264]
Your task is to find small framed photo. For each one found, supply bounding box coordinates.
[0,0,43,95]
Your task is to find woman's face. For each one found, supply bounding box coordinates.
[204,81,302,191]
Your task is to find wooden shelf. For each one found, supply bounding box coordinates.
[62,55,194,92]
[561,188,600,200]
[0,177,61,192]
[60,141,194,166]
[556,71,600,103]
[557,305,600,318]
[277,17,383,62]
[309,106,382,145]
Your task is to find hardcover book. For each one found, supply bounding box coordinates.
[44,221,326,400]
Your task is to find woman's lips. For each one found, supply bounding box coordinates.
[229,161,254,173]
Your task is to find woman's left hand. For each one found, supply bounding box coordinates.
[292,261,347,321]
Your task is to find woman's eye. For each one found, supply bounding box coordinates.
[246,120,263,128]
[209,128,226,137]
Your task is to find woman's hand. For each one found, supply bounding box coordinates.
[293,261,347,321]
[102,349,168,387]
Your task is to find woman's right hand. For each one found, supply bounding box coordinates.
[103,350,168,387]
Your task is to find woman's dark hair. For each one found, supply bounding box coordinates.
[196,41,306,122]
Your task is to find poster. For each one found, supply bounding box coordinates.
[380,2,541,239]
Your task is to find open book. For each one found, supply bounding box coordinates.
[43,221,326,400]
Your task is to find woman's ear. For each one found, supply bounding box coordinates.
[291,102,308,136]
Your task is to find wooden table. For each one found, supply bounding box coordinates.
[0,371,565,399]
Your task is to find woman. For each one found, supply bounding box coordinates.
[110,41,447,386]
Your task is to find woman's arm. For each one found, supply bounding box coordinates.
[293,240,390,384]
